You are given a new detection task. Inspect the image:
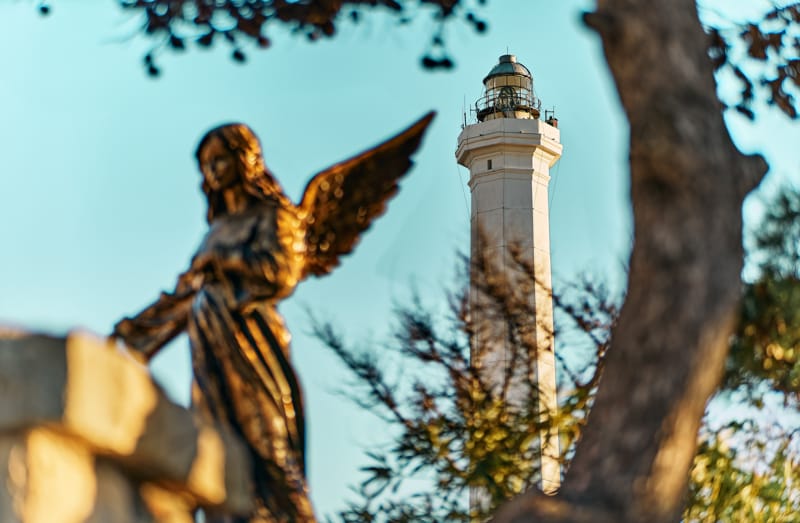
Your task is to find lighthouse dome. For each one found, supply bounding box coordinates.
[476,54,540,122]
[483,54,532,83]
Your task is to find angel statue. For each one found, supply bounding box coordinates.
[112,112,435,522]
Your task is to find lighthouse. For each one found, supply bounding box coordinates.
[456,54,563,495]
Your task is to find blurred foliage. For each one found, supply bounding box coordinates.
[31,0,800,112]
[312,248,615,521]
[749,188,800,277]
[725,275,800,401]
[709,3,800,119]
[312,186,800,521]
[725,187,800,403]
[35,0,488,75]
[686,420,800,522]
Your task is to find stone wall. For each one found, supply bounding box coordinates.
[0,329,253,522]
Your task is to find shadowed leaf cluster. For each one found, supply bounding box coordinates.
[31,0,800,115]
[686,420,800,522]
[725,186,800,402]
[113,0,489,75]
[709,3,800,119]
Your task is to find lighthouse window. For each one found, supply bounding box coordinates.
[487,159,493,170]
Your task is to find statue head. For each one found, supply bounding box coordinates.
[196,123,286,221]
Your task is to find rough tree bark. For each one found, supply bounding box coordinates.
[494,1,767,522]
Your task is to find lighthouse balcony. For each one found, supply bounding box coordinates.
[475,87,541,121]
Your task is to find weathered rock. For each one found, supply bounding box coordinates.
[0,329,254,522]
[0,429,151,523]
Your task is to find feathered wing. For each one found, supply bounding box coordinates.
[297,111,435,278]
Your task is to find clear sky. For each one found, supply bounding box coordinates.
[0,0,796,517]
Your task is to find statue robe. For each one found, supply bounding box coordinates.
[117,200,314,523]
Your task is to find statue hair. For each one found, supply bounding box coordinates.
[196,123,290,222]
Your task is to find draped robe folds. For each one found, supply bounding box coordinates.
[117,200,315,523]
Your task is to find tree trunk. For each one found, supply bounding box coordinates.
[494,1,766,522]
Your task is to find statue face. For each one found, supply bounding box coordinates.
[199,135,240,191]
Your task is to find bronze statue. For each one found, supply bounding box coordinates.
[112,112,435,522]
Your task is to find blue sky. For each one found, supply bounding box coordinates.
[0,0,796,517]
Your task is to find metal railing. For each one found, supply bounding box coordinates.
[474,86,541,121]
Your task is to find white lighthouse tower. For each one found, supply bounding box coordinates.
[456,54,563,495]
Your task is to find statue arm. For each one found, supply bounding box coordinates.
[114,208,287,359]
[112,270,200,361]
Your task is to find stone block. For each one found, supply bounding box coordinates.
[502,177,533,209]
[471,178,503,213]
[474,209,504,249]
[0,429,150,523]
[503,208,535,246]
[0,329,253,519]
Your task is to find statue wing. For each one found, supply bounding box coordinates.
[297,111,435,278]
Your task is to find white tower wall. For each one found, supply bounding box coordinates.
[456,112,562,496]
